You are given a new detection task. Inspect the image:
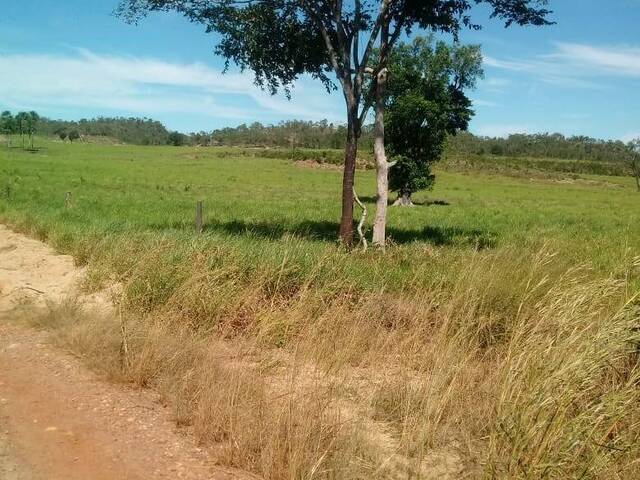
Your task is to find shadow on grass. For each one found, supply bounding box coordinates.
[358,196,451,207]
[4,146,44,153]
[185,219,496,248]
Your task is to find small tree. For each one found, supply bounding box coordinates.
[26,111,39,150]
[390,155,435,206]
[386,37,483,206]
[0,111,14,147]
[628,139,640,191]
[168,131,187,146]
[68,130,80,143]
[15,112,29,149]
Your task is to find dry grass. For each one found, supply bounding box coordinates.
[4,138,640,478]
[23,246,640,479]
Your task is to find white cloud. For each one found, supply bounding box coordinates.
[486,77,510,87]
[549,43,640,77]
[0,49,343,126]
[483,55,600,89]
[482,77,511,91]
[484,42,640,89]
[472,99,501,108]
[622,132,640,143]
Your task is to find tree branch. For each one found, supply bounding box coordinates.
[353,187,368,251]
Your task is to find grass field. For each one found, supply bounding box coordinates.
[2,139,640,478]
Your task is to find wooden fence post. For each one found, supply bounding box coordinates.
[195,200,203,233]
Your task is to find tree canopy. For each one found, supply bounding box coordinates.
[117,0,553,245]
[385,37,483,205]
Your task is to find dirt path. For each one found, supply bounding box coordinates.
[0,225,253,480]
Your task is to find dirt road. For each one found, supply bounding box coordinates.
[0,225,251,480]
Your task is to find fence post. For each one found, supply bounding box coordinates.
[195,200,203,233]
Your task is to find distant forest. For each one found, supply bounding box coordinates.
[208,122,635,164]
[37,117,173,146]
[3,112,635,164]
[448,131,635,164]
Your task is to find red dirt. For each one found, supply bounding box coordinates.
[0,224,255,480]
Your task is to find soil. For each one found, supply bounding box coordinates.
[0,225,255,480]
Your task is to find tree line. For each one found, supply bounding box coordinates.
[40,116,172,146]
[1,111,40,150]
[3,108,635,170]
[449,131,636,164]
[0,111,176,146]
[208,120,374,150]
[204,122,635,165]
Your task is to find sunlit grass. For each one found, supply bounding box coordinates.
[2,138,640,478]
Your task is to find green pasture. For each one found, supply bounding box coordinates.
[1,139,638,296]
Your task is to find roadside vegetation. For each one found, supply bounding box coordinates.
[2,138,639,478]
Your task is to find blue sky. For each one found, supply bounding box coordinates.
[1,1,639,140]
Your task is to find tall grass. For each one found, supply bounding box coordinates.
[4,140,640,478]
[27,243,640,479]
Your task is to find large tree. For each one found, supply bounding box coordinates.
[117,0,553,246]
[386,37,482,207]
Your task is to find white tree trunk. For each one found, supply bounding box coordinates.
[392,192,414,207]
[372,158,389,247]
[372,68,392,249]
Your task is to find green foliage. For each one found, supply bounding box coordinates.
[183,121,636,171]
[168,131,188,146]
[116,0,551,99]
[389,155,435,197]
[386,37,483,198]
[26,111,40,149]
[443,154,633,177]
[2,110,174,146]
[15,112,29,138]
[208,120,372,150]
[449,131,636,163]
[68,130,80,143]
[38,115,171,145]
[1,111,39,149]
[116,0,552,242]
[1,111,14,135]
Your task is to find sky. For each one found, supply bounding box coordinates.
[0,1,639,141]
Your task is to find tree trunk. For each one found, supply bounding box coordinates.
[339,108,359,246]
[372,68,391,249]
[393,192,414,207]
